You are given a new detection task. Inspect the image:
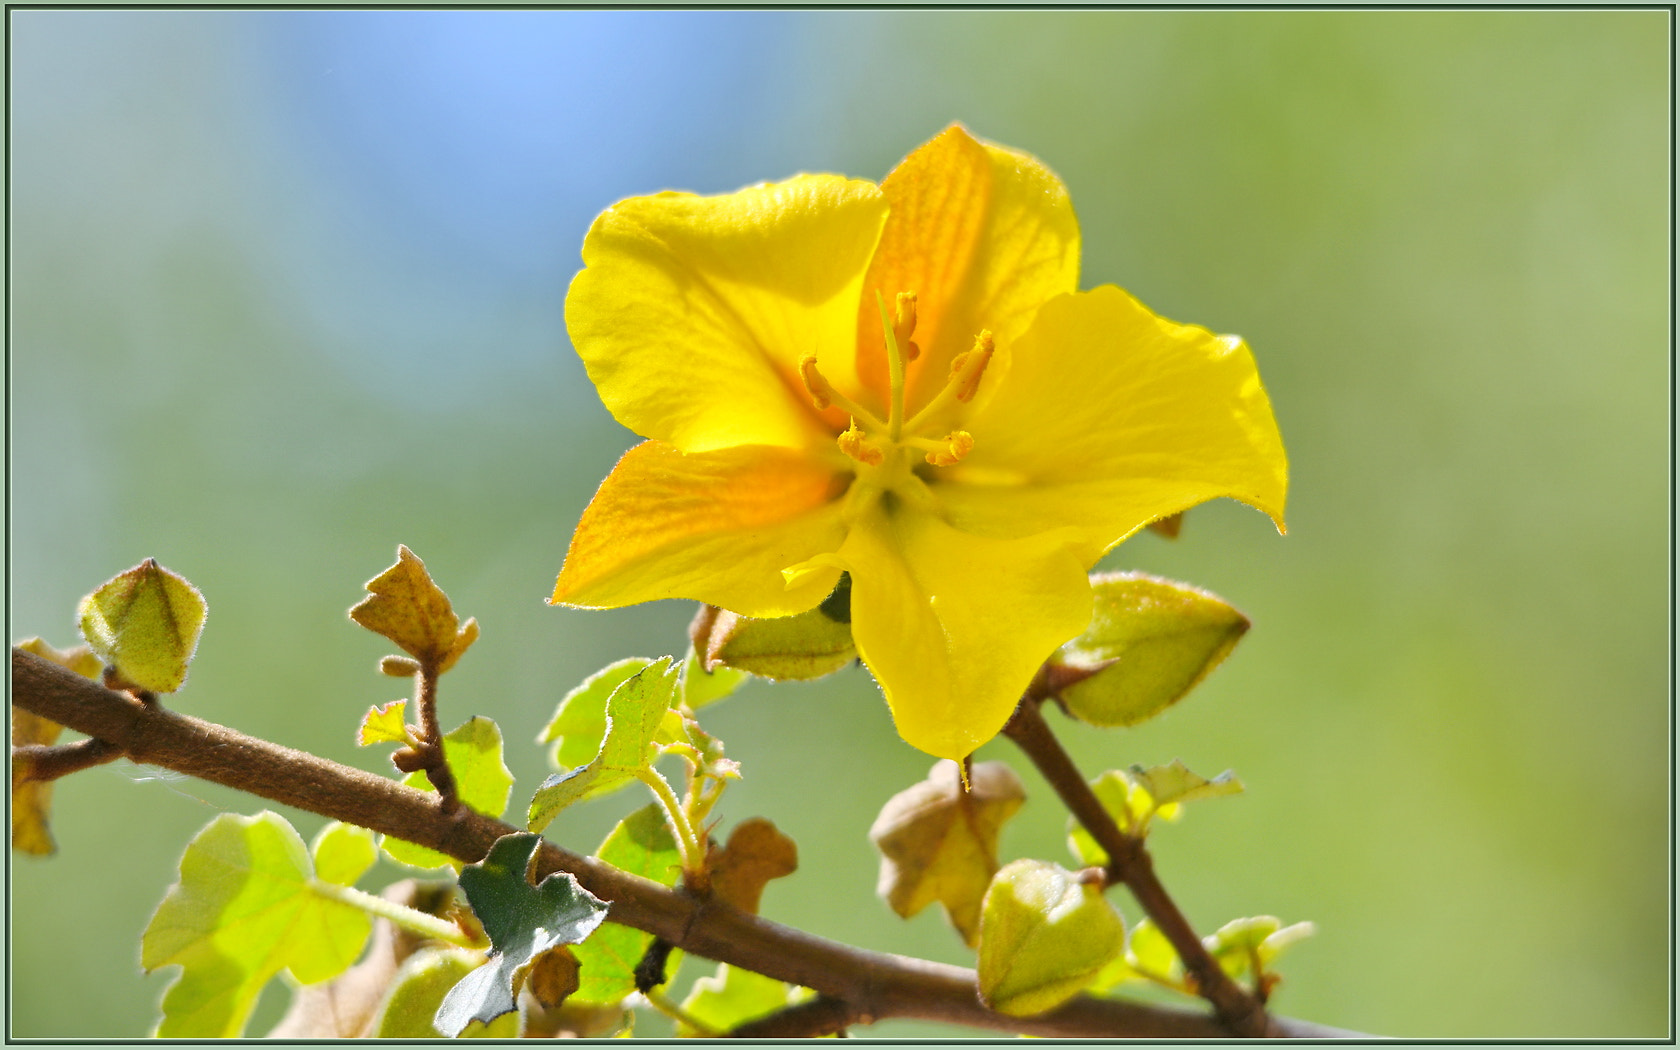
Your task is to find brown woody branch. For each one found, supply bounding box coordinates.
[11,648,1360,1039]
[1002,696,1276,1037]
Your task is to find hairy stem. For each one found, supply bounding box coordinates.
[1001,696,1276,1038]
[10,648,1360,1040]
[413,663,458,812]
[12,737,122,781]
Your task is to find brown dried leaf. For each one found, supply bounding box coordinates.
[522,945,582,1010]
[869,760,1025,947]
[349,546,465,667]
[709,818,798,915]
[11,638,97,856]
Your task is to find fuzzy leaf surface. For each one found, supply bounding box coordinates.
[528,657,678,832]
[383,717,514,870]
[349,545,476,669]
[677,962,806,1037]
[76,558,207,692]
[703,606,856,681]
[870,759,1024,946]
[976,859,1125,1017]
[142,812,374,1037]
[357,699,411,747]
[710,817,798,916]
[433,833,608,1036]
[538,657,655,772]
[1054,572,1248,727]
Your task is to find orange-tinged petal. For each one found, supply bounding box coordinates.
[835,502,1092,761]
[946,286,1288,552]
[857,125,1080,416]
[567,174,888,451]
[553,441,850,617]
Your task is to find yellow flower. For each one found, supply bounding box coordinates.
[552,125,1287,761]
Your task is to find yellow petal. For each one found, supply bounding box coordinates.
[947,285,1288,553]
[856,125,1080,416]
[566,174,888,452]
[553,441,850,617]
[835,503,1092,761]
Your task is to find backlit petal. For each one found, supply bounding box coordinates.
[553,441,850,617]
[946,286,1288,552]
[835,502,1092,761]
[567,175,889,451]
[856,125,1080,415]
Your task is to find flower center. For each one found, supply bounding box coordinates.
[799,291,994,493]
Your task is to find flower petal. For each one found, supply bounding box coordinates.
[856,125,1080,415]
[835,502,1093,761]
[945,286,1288,553]
[567,175,889,451]
[553,441,849,617]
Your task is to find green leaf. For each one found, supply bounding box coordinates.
[76,558,207,693]
[1127,918,1183,980]
[142,812,375,1037]
[433,832,608,1036]
[1053,572,1248,728]
[870,760,1025,947]
[678,646,747,709]
[976,859,1125,1017]
[537,657,655,772]
[1066,770,1146,866]
[677,962,807,1037]
[349,545,477,671]
[701,606,856,681]
[1203,916,1316,978]
[371,946,481,1038]
[384,717,515,870]
[311,822,377,887]
[570,803,684,1005]
[1128,760,1244,809]
[528,658,678,833]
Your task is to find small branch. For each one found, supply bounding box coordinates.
[12,737,122,782]
[728,995,859,1038]
[1002,696,1276,1038]
[413,663,458,812]
[10,648,1363,1040]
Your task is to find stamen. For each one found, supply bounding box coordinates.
[894,292,920,362]
[837,420,885,467]
[921,430,975,467]
[801,355,880,426]
[877,292,908,441]
[948,330,994,403]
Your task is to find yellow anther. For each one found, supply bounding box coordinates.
[948,330,995,403]
[838,420,885,467]
[894,292,920,362]
[923,430,975,467]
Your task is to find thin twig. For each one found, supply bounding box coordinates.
[10,648,1362,1040]
[1001,696,1277,1038]
[728,994,859,1038]
[12,737,122,782]
[413,662,458,812]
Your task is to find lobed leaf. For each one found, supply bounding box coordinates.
[383,717,514,871]
[349,545,477,670]
[142,812,375,1037]
[433,833,609,1036]
[537,657,656,772]
[76,558,207,693]
[357,699,412,747]
[709,817,797,916]
[528,658,678,833]
[976,859,1125,1017]
[1051,572,1248,728]
[870,760,1024,947]
[1127,759,1244,810]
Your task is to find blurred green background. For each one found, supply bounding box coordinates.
[8,10,1669,1039]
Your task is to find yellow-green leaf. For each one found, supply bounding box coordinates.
[703,606,856,681]
[357,699,412,747]
[11,639,102,855]
[383,718,514,870]
[370,946,482,1038]
[570,804,684,1005]
[677,962,808,1037]
[538,657,656,772]
[76,558,207,693]
[1203,915,1316,978]
[976,859,1125,1017]
[142,812,375,1037]
[1128,760,1243,809]
[1053,572,1248,728]
[312,822,377,887]
[869,760,1024,947]
[678,645,748,709]
[349,545,473,668]
[527,658,678,833]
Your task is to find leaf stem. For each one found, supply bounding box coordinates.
[635,765,706,886]
[308,879,479,949]
[12,737,122,782]
[414,662,458,812]
[643,987,719,1036]
[1001,696,1276,1038]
